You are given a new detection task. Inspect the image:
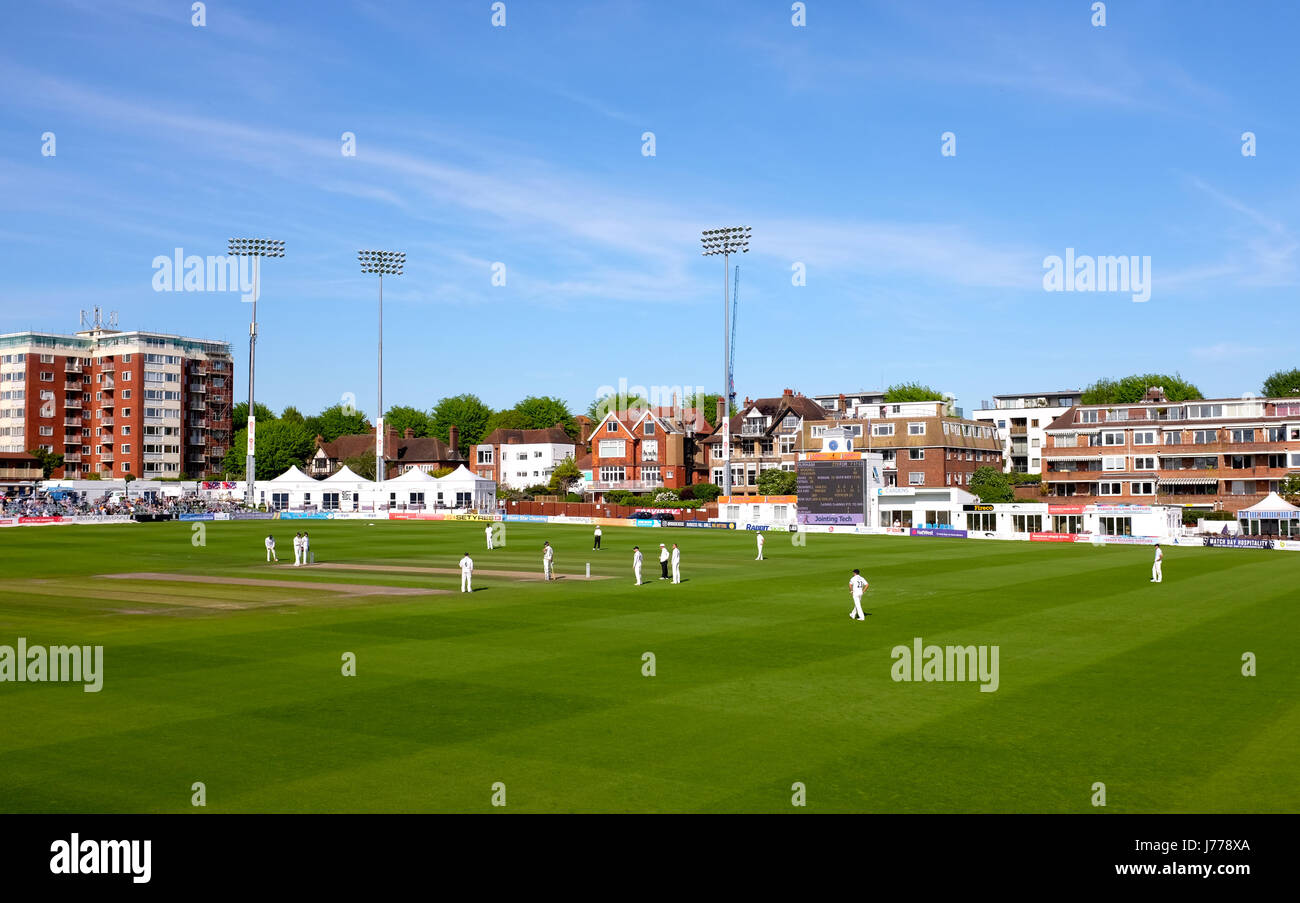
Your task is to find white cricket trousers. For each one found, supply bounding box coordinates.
[1152,562,1162,583]
[851,593,864,618]
[544,560,552,579]
[672,563,680,584]
[461,571,472,592]
[266,548,276,562]
[634,564,642,585]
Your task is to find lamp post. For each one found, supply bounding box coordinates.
[358,250,405,483]
[700,226,750,495]
[227,237,285,507]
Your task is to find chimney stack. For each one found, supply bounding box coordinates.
[716,396,726,426]
[404,427,415,440]
[448,424,460,452]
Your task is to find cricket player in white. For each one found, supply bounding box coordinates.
[1151,543,1163,583]
[849,569,868,620]
[633,546,643,585]
[543,541,554,580]
[459,552,474,592]
[755,532,765,560]
[292,532,303,566]
[265,534,278,563]
[302,531,311,565]
[485,525,494,550]
[671,543,681,583]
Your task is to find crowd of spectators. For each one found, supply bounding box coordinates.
[1,492,249,518]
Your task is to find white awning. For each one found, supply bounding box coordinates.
[1158,477,1218,487]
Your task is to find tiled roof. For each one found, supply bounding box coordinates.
[479,426,574,446]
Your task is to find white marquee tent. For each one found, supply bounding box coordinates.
[1237,492,1300,537]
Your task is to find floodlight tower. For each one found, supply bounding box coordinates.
[358,250,406,483]
[700,226,750,495]
[227,237,285,507]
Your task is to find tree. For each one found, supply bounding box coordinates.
[691,392,735,429]
[1280,473,1300,502]
[1262,368,1300,398]
[548,456,582,493]
[969,466,1014,503]
[383,405,432,438]
[222,420,315,481]
[280,405,305,424]
[430,394,493,452]
[691,482,722,503]
[27,448,64,479]
[884,383,945,403]
[341,453,376,480]
[510,395,578,437]
[431,467,455,478]
[308,404,371,442]
[1081,374,1203,405]
[756,468,797,495]
[587,392,650,422]
[232,401,277,425]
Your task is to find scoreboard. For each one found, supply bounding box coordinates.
[796,459,868,524]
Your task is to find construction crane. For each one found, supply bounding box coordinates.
[728,265,739,408]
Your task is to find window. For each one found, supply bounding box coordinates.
[1130,482,1155,495]
[1056,433,1077,448]
[38,426,53,436]
[1080,410,1100,423]
[516,452,527,461]
[1102,431,1125,446]
[533,450,542,458]
[1099,516,1134,535]
[641,466,660,483]
[1188,404,1224,419]
[1266,427,1286,442]
[1012,514,1043,533]
[1133,456,1156,470]
[872,424,894,437]
[641,439,659,461]
[1098,482,1123,496]
[39,372,53,382]
[1103,456,1125,471]
[1193,430,1217,444]
[605,421,617,433]
[1133,431,1156,445]
[121,371,131,381]
[1231,429,1255,444]
[322,493,340,511]
[908,472,925,485]
[644,421,655,435]
[908,422,925,435]
[599,466,625,481]
[270,493,289,510]
[909,448,925,460]
[121,425,130,435]
[1163,431,1182,445]
[477,449,493,464]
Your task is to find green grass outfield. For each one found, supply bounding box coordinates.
[0,519,1296,813]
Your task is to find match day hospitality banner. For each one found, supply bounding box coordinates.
[1031,532,1077,542]
[911,528,968,538]
[1203,536,1274,550]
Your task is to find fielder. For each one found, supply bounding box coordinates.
[459,552,474,593]
[303,531,312,565]
[849,569,869,620]
[265,534,278,563]
[543,541,555,580]
[633,546,643,585]
[658,543,669,579]
[755,531,765,561]
[292,532,303,566]
[485,524,494,550]
[593,526,602,550]
[1151,543,1163,583]
[671,543,681,584]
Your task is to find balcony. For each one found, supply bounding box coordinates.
[64,399,81,409]
[63,417,82,427]
[101,418,114,427]
[64,362,82,373]
[62,452,81,463]
[189,400,206,410]
[190,419,208,429]
[209,447,227,458]
[102,378,114,390]
[99,364,115,373]
[100,398,114,408]
[63,381,80,392]
[189,383,206,393]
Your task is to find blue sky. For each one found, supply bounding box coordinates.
[2,0,1298,418]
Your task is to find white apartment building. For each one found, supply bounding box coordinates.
[972,390,1081,474]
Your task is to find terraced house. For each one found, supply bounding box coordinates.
[798,399,1002,489]
[1040,387,1300,513]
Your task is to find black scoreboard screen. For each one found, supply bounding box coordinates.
[796,460,866,524]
